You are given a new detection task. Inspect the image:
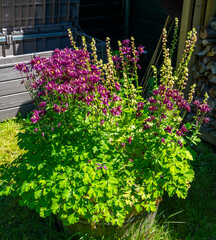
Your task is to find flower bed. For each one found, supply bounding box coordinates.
[0,22,211,238]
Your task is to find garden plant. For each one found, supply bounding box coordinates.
[0,22,211,239]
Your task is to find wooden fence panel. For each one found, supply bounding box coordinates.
[0,79,26,96]
[0,104,33,122]
[0,92,32,110]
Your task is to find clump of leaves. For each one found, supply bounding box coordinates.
[0,118,25,166]
[0,24,211,240]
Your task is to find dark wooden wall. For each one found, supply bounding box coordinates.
[0,0,167,121]
[79,0,124,43]
[130,0,167,68]
[0,52,53,122]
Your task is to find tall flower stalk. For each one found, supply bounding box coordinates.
[0,25,210,231]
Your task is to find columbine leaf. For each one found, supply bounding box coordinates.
[59,179,69,188]
[83,174,91,184]
[62,189,71,200]
[78,207,87,215]
[51,202,59,214]
[93,146,98,153]
[68,213,78,224]
[34,189,42,199]
[88,187,97,198]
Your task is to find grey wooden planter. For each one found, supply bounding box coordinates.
[61,203,159,239]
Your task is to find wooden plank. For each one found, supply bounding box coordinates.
[176,0,195,67]
[0,50,53,66]
[133,3,167,22]
[132,18,165,34]
[0,79,26,96]
[134,0,163,8]
[0,92,32,110]
[200,129,216,146]
[186,0,207,95]
[204,0,216,25]
[192,0,206,28]
[0,65,21,82]
[0,103,34,122]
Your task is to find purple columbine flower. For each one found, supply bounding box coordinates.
[161,113,167,119]
[103,165,107,170]
[165,126,173,134]
[42,132,44,137]
[152,89,160,95]
[200,104,211,113]
[192,100,201,107]
[121,143,125,148]
[122,39,130,46]
[138,45,145,54]
[143,124,150,130]
[129,159,133,162]
[178,140,183,148]
[137,102,144,110]
[114,82,121,91]
[203,117,210,124]
[30,110,41,124]
[181,125,188,132]
[102,108,107,116]
[148,105,158,113]
[127,137,132,145]
[176,130,184,136]
[34,128,38,133]
[161,138,165,143]
[165,102,174,110]
[148,97,157,104]
[96,163,102,169]
[100,120,105,125]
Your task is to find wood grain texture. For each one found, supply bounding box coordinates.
[0,79,26,96]
[0,66,21,82]
[0,104,34,122]
[200,129,216,146]
[0,92,32,110]
[0,50,53,66]
[176,0,194,67]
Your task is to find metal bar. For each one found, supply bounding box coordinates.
[0,36,6,43]
[12,0,14,31]
[52,0,55,26]
[176,0,195,67]
[32,0,36,28]
[67,0,70,23]
[0,0,2,32]
[58,0,61,24]
[25,0,29,30]
[42,0,46,27]
[12,31,68,41]
[204,0,216,25]
[192,0,206,28]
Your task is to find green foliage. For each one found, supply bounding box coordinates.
[0,23,210,239]
[1,119,215,240]
[0,118,25,166]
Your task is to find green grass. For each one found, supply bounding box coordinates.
[159,142,216,240]
[0,118,25,166]
[0,118,215,240]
